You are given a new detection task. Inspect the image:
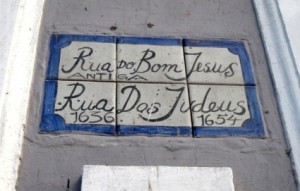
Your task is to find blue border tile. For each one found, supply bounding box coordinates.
[46,34,116,80]
[40,80,116,135]
[193,86,265,138]
[183,39,255,86]
[117,36,182,46]
[117,125,191,137]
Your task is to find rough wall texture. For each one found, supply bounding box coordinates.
[17,0,297,190]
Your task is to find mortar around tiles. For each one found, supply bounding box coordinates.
[40,34,264,137]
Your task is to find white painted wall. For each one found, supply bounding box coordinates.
[252,0,300,188]
[0,0,20,142]
[277,0,300,76]
[0,0,45,190]
[82,166,235,191]
[277,1,300,188]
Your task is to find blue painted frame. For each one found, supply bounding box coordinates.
[192,86,264,137]
[183,39,255,86]
[118,36,182,46]
[40,80,116,135]
[117,125,191,137]
[46,34,116,80]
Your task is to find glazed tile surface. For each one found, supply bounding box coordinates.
[117,83,191,128]
[54,80,116,126]
[117,43,186,83]
[58,41,116,81]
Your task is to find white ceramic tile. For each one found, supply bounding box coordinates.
[188,85,250,127]
[184,46,245,84]
[58,41,116,81]
[117,44,186,83]
[117,83,191,127]
[54,81,115,125]
[82,165,235,191]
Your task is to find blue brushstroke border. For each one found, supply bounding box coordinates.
[117,125,191,137]
[192,86,265,138]
[183,39,255,86]
[40,80,116,135]
[46,34,116,80]
[117,36,182,46]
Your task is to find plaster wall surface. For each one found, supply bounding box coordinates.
[0,0,20,140]
[277,0,300,75]
[17,0,297,190]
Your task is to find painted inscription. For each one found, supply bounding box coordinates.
[117,83,191,127]
[56,39,246,84]
[54,81,115,125]
[188,85,250,127]
[58,41,116,81]
[184,47,244,84]
[52,81,250,128]
[117,43,186,83]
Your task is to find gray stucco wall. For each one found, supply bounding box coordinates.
[17,0,297,190]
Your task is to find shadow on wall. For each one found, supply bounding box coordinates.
[66,176,81,191]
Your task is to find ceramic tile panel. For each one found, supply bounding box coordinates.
[40,80,116,135]
[188,84,264,137]
[41,34,264,137]
[117,37,187,83]
[47,35,116,81]
[183,39,255,85]
[116,83,192,136]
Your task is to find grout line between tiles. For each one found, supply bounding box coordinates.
[182,45,195,137]
[52,78,255,87]
[115,42,119,136]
